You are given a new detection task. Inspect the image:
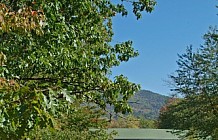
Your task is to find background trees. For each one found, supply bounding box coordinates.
[159,28,218,139]
[0,0,156,139]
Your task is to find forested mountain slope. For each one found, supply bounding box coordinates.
[130,90,170,119]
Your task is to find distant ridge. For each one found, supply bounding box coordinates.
[129,90,170,119]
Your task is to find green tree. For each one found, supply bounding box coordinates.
[28,102,116,140]
[0,0,156,139]
[158,98,181,129]
[162,28,218,139]
[107,115,140,128]
[139,118,157,128]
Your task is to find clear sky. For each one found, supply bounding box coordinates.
[111,0,217,95]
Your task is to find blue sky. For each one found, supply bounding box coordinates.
[111,0,217,95]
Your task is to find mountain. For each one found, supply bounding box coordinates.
[129,90,170,120]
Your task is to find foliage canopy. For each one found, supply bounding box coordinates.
[0,0,156,139]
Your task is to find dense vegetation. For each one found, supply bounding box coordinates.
[0,0,156,139]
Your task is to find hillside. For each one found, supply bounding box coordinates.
[129,90,170,120]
